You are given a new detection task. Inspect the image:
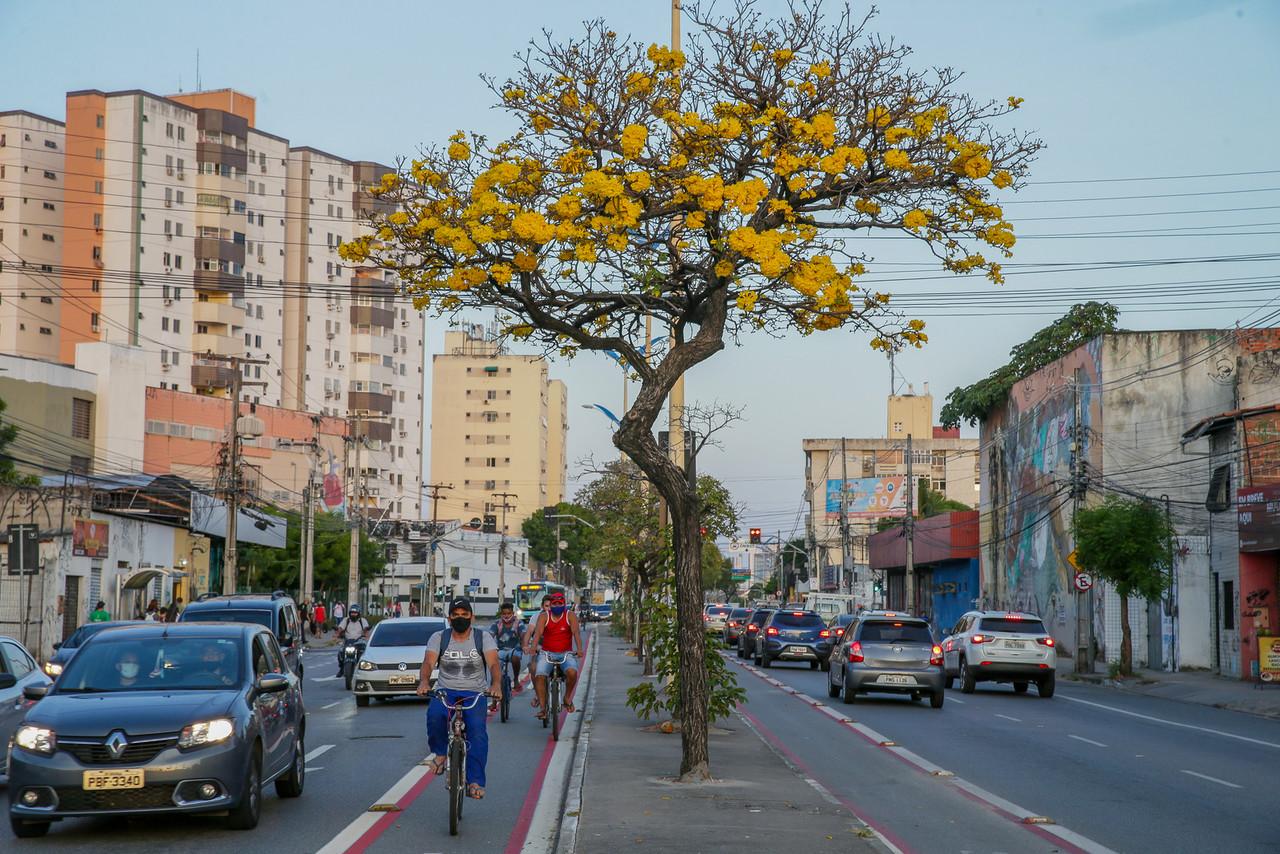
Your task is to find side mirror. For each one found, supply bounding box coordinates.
[254,673,289,694]
[52,641,62,651]
[0,673,18,689]
[21,681,46,698]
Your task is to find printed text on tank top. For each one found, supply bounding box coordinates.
[541,611,572,653]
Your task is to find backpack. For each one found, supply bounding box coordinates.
[437,626,486,660]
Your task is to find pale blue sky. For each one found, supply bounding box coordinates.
[3,1,1278,532]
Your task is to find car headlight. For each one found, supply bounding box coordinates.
[15,725,56,756]
[179,718,235,749]
[344,645,357,655]
[44,662,63,677]
[357,659,375,671]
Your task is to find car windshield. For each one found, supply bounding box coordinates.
[56,636,243,692]
[595,604,612,612]
[858,621,934,643]
[730,608,753,619]
[63,622,119,648]
[750,611,773,624]
[772,612,824,628]
[370,621,444,647]
[185,609,274,628]
[706,607,732,618]
[979,617,1047,634]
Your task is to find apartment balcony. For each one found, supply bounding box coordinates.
[192,332,240,357]
[195,236,246,267]
[191,362,236,390]
[195,140,248,173]
[193,299,241,327]
[350,304,394,329]
[351,418,393,443]
[348,391,394,414]
[194,268,245,297]
[351,274,394,298]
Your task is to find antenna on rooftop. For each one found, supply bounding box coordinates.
[196,48,201,91]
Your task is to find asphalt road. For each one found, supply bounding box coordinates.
[1,639,583,853]
[723,648,1280,854]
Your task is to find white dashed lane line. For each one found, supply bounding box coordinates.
[994,713,1022,723]
[1059,694,1280,749]
[305,744,336,763]
[1068,734,1108,748]
[311,676,342,683]
[320,700,342,710]
[1180,769,1242,789]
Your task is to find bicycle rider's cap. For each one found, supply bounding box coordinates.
[549,591,566,605]
[448,597,473,614]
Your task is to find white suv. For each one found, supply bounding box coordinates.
[941,610,1057,698]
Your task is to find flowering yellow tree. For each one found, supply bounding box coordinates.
[343,2,1040,780]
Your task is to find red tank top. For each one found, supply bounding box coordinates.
[541,612,572,652]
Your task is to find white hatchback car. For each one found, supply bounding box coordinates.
[352,617,446,707]
[941,611,1057,698]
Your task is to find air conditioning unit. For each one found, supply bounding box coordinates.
[164,199,172,208]
[398,431,407,439]
[163,297,173,305]
[176,172,185,181]
[166,167,174,176]
[166,234,172,242]
[94,226,102,234]
[161,363,171,372]
[337,363,346,370]
[326,332,335,339]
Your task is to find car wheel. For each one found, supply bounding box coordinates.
[10,817,51,838]
[753,650,762,666]
[1013,681,1029,694]
[841,673,856,705]
[960,658,976,694]
[945,674,955,690]
[226,749,262,830]
[1038,673,1056,698]
[809,660,819,670]
[275,733,305,798]
[737,643,746,659]
[760,653,772,668]
[827,670,839,698]
[356,694,370,707]
[930,691,945,709]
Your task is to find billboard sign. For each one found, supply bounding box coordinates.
[72,519,109,558]
[825,477,908,520]
[1239,484,1280,552]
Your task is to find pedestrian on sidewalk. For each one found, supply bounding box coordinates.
[333,601,346,625]
[313,601,327,636]
[89,600,110,622]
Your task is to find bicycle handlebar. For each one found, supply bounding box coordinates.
[430,689,487,710]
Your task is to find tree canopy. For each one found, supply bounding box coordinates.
[519,501,598,568]
[240,510,386,598]
[939,301,1119,429]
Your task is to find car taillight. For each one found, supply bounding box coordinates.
[835,627,845,636]
[847,641,864,663]
[1036,637,1055,647]
[766,626,779,636]
[746,624,759,633]
[930,645,944,666]
[703,614,710,621]
[971,634,993,644]
[819,629,831,638]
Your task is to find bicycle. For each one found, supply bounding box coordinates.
[497,650,519,723]
[542,652,568,741]
[431,689,493,836]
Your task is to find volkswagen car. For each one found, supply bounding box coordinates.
[352,616,446,707]
[8,623,305,837]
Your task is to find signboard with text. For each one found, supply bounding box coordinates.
[73,518,110,558]
[825,476,908,520]
[1238,484,1280,552]
[1258,636,1280,682]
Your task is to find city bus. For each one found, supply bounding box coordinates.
[514,581,569,623]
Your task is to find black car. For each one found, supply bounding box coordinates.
[8,623,306,837]
[722,608,753,647]
[755,610,833,669]
[44,621,143,679]
[736,608,774,660]
[178,592,304,678]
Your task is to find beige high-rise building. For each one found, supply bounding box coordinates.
[0,110,65,361]
[430,324,568,533]
[803,386,979,590]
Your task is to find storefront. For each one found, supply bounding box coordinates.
[868,511,979,632]
[1239,483,1280,681]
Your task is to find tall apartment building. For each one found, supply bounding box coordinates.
[430,324,568,533]
[0,88,426,521]
[0,110,65,361]
[803,386,979,591]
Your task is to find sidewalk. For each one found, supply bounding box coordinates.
[571,634,879,854]
[1068,663,1280,720]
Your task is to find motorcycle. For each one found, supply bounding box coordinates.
[341,638,367,691]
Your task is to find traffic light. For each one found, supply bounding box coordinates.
[749,528,762,544]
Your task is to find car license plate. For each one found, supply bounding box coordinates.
[788,645,810,655]
[877,674,915,685]
[388,674,417,686]
[83,769,144,790]
[1004,640,1027,649]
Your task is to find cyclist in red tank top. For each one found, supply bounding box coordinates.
[528,591,584,717]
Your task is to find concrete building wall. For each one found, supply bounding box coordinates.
[0,353,95,475]
[74,342,150,473]
[546,379,568,506]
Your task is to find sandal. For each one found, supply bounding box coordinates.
[467,783,485,800]
[531,695,541,708]
[536,709,547,720]
[563,701,576,713]
[430,756,446,776]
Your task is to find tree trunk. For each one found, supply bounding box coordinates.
[668,488,710,780]
[1119,594,1132,676]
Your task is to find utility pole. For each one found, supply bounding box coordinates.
[423,483,453,616]
[345,423,366,612]
[839,438,850,595]
[904,434,915,614]
[492,491,518,601]
[213,354,267,595]
[1070,375,1092,674]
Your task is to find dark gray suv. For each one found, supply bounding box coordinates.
[178,592,304,678]
[827,615,945,708]
[8,623,305,837]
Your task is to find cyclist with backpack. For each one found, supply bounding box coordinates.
[418,597,501,799]
[489,602,526,693]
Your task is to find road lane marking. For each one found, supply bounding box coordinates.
[1068,734,1107,748]
[995,713,1022,723]
[320,700,342,710]
[305,744,335,762]
[315,754,437,854]
[311,676,342,683]
[947,697,966,704]
[1180,769,1242,789]
[1059,695,1280,749]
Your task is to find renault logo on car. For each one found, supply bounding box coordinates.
[105,730,129,760]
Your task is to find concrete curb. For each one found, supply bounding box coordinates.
[520,632,599,854]
[554,636,598,854]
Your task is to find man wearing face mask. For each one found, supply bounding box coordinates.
[527,591,584,717]
[116,650,145,689]
[489,602,526,693]
[417,597,502,799]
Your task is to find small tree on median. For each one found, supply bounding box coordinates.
[344,2,1039,779]
[1072,496,1174,676]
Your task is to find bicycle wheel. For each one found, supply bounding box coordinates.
[448,739,464,836]
[550,676,561,742]
[500,673,510,723]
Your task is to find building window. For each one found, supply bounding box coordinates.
[91,279,101,293]
[1223,580,1235,630]
[42,201,55,211]
[43,170,56,180]
[90,312,99,332]
[39,326,52,335]
[93,180,103,195]
[71,398,93,440]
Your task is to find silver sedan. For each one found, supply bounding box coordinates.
[351,617,445,707]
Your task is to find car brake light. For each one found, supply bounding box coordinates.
[835,627,845,636]
[792,611,804,616]
[1036,637,1055,647]
[930,645,944,666]
[847,641,864,663]
[819,629,831,638]
[1005,614,1022,620]
[766,626,779,636]
[728,621,738,628]
[971,634,993,644]
[703,614,710,621]
[746,624,759,633]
